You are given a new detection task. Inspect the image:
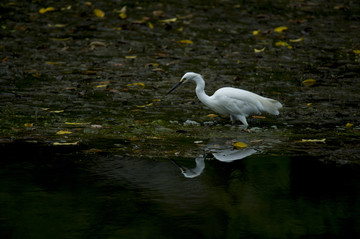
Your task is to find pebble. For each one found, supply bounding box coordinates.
[203,121,215,126]
[184,120,200,126]
[249,127,262,133]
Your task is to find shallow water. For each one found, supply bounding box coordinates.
[1,143,359,238]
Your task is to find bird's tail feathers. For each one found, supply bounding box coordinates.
[260,98,282,115]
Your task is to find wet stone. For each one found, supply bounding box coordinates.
[183,120,200,126]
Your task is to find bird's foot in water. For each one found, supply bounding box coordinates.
[238,125,251,133]
[242,129,252,133]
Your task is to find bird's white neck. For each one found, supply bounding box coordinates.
[192,75,211,106]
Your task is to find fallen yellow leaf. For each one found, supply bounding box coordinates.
[89,41,106,47]
[119,6,127,19]
[307,103,313,106]
[345,123,353,127]
[135,83,145,88]
[31,73,41,78]
[65,122,91,125]
[127,83,145,90]
[125,56,137,59]
[137,104,151,108]
[302,79,316,87]
[128,82,145,88]
[254,47,266,53]
[96,84,107,88]
[145,136,161,140]
[39,7,55,14]
[353,50,360,55]
[53,141,79,146]
[119,12,127,19]
[300,138,326,143]
[274,41,292,49]
[24,123,34,127]
[252,29,260,35]
[152,10,164,17]
[48,24,67,28]
[274,26,288,33]
[56,130,72,135]
[83,70,97,75]
[289,37,304,43]
[250,139,264,143]
[152,99,161,102]
[148,22,154,29]
[45,61,61,65]
[61,5,72,11]
[275,41,289,47]
[94,9,105,18]
[159,17,177,23]
[132,17,150,24]
[50,110,64,113]
[178,39,193,44]
[145,63,159,68]
[233,142,248,149]
[207,114,218,118]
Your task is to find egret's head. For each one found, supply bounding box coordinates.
[167,72,201,94]
[181,72,200,83]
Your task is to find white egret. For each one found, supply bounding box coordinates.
[168,72,282,127]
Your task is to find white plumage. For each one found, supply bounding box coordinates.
[168,72,282,127]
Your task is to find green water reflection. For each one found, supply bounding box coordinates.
[0,144,359,238]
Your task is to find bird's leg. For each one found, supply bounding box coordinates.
[238,116,251,133]
[238,115,248,127]
[230,115,236,124]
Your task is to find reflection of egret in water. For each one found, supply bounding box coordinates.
[170,157,205,178]
[171,148,257,178]
[212,148,257,163]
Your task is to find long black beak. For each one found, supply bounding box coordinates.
[168,158,186,173]
[167,81,183,94]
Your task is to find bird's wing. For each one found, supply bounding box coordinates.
[212,88,264,116]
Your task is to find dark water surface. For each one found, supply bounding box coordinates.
[1,143,359,239]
